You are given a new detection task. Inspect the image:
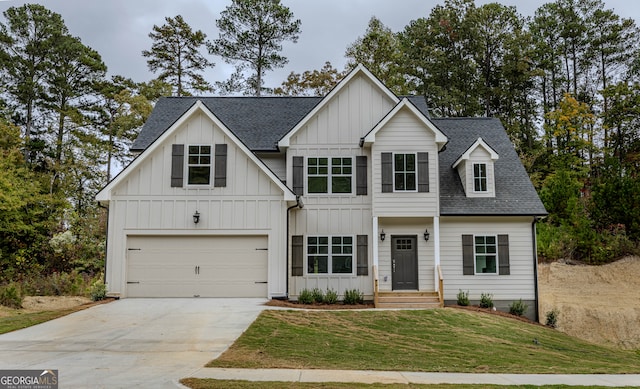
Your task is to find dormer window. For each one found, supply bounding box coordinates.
[473,163,487,192]
[452,138,499,198]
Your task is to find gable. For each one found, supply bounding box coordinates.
[97,101,296,202]
[278,64,399,148]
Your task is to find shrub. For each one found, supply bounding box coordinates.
[0,284,23,309]
[324,288,338,304]
[479,292,494,309]
[456,289,470,306]
[343,288,363,305]
[311,288,324,303]
[90,280,107,301]
[298,288,314,304]
[509,299,528,316]
[546,309,559,328]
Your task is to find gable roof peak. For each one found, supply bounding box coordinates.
[452,137,500,168]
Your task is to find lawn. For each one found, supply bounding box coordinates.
[0,308,81,334]
[207,308,640,374]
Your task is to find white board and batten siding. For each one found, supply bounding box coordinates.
[285,74,395,299]
[371,107,440,217]
[439,216,536,301]
[105,111,289,298]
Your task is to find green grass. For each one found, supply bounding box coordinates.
[207,309,640,374]
[180,379,623,389]
[0,309,80,334]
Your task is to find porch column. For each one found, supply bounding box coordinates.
[433,216,441,292]
[372,216,379,268]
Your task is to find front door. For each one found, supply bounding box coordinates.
[391,236,418,290]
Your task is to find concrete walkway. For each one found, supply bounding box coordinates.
[189,368,640,387]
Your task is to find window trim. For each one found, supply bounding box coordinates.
[305,157,354,195]
[473,163,488,193]
[473,234,498,275]
[186,144,212,186]
[305,235,355,276]
[392,152,418,192]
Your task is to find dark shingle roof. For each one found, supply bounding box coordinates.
[432,117,547,216]
[132,96,546,216]
[131,96,322,151]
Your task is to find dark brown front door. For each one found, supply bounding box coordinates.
[391,236,418,290]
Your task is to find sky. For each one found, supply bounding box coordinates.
[0,0,638,91]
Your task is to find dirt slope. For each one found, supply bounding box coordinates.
[538,256,640,349]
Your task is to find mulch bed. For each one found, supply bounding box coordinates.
[265,299,374,310]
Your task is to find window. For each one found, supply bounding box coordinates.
[394,153,416,191]
[474,235,497,274]
[307,236,353,274]
[473,163,487,192]
[187,145,211,185]
[307,157,352,194]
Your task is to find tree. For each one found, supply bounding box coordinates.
[0,4,67,162]
[209,0,301,96]
[345,17,408,94]
[274,61,345,96]
[142,15,214,97]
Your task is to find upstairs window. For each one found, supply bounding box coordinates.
[307,157,352,194]
[394,153,416,191]
[187,145,211,185]
[473,163,487,192]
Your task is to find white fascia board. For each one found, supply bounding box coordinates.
[96,100,297,202]
[452,137,500,169]
[277,64,400,149]
[361,98,448,149]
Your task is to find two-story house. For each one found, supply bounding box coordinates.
[96,65,547,319]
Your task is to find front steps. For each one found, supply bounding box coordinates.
[375,291,442,309]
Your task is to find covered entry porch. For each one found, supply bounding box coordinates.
[372,216,443,308]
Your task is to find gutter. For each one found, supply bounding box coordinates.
[283,196,304,299]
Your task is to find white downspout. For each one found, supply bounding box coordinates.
[434,216,441,292]
[372,216,379,269]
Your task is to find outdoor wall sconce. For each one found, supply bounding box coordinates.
[380,229,386,241]
[193,210,200,224]
[424,228,430,241]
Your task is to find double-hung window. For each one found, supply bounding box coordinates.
[187,145,211,185]
[474,235,497,274]
[307,157,352,194]
[394,153,416,191]
[473,163,487,192]
[307,236,353,274]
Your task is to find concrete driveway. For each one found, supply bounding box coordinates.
[0,298,267,388]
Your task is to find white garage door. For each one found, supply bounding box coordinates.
[126,235,268,298]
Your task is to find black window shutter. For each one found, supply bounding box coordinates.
[498,234,510,275]
[356,156,367,195]
[381,152,392,193]
[357,235,368,275]
[417,152,429,192]
[292,235,303,276]
[171,144,184,188]
[462,234,474,275]
[214,144,227,187]
[292,156,304,196]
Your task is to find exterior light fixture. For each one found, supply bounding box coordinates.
[424,228,430,241]
[380,229,386,241]
[193,210,200,224]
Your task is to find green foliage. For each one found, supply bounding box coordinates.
[142,15,214,96]
[297,288,313,304]
[90,279,107,301]
[343,289,363,305]
[209,0,301,96]
[456,289,470,306]
[274,61,345,96]
[310,288,324,303]
[545,309,559,328]
[323,288,338,305]
[479,293,494,309]
[0,283,22,309]
[20,271,97,297]
[509,299,528,316]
